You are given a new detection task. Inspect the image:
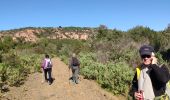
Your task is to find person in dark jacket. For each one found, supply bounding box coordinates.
[69,53,80,84]
[131,45,169,100]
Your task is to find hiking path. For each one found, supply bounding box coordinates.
[2,58,125,100]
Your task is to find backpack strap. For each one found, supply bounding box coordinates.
[136,66,141,80]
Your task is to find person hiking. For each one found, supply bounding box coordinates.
[130,45,170,100]
[69,53,80,84]
[41,54,53,85]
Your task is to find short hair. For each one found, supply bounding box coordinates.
[45,54,49,58]
[72,53,76,57]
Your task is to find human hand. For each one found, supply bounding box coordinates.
[41,68,44,72]
[134,92,143,100]
[151,52,157,64]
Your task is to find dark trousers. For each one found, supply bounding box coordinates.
[43,68,52,83]
[71,66,79,83]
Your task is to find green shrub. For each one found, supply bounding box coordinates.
[0,63,8,90]
[56,39,85,57]
[99,62,134,95]
[0,51,43,91]
[79,52,134,95]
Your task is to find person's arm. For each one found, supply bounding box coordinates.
[41,60,45,72]
[78,59,80,69]
[41,59,45,68]
[129,72,138,97]
[150,64,169,83]
[131,72,138,94]
[68,58,72,70]
[150,54,169,83]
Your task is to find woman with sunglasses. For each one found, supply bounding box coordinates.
[130,45,169,100]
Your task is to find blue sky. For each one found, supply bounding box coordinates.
[0,0,170,31]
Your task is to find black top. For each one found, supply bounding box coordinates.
[131,64,169,97]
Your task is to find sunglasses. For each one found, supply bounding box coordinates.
[141,55,151,59]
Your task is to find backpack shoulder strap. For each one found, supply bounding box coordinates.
[136,66,141,80]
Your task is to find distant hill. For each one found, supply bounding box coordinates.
[0,27,94,42]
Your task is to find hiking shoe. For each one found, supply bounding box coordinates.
[75,81,79,84]
[49,82,52,85]
[69,77,73,80]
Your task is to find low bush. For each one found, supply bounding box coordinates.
[79,52,134,96]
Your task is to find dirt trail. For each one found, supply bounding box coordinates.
[2,58,125,100]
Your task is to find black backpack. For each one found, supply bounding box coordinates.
[72,57,79,66]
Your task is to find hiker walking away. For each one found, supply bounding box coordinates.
[69,53,80,84]
[130,45,170,100]
[41,54,53,85]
